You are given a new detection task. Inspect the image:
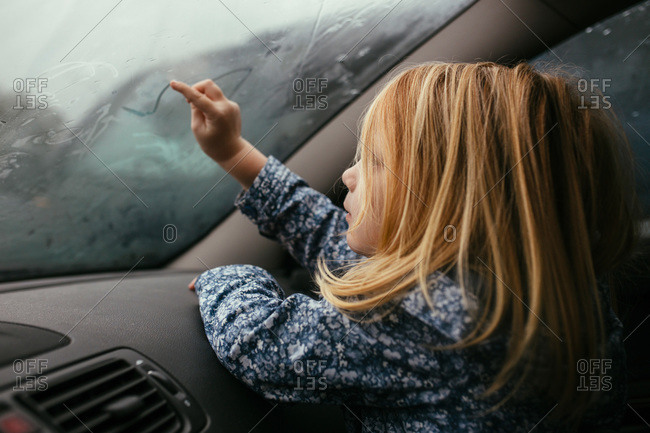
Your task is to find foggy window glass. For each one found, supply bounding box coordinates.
[532,0,650,217]
[0,0,474,281]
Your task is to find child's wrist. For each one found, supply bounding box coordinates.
[214,138,267,189]
[210,136,248,164]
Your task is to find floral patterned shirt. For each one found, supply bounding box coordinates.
[193,155,626,432]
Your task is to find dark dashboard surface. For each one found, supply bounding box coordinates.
[0,270,345,432]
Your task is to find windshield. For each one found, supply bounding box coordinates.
[0,0,474,282]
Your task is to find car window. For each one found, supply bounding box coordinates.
[0,0,475,282]
[532,0,650,218]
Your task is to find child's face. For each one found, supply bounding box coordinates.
[341,160,383,257]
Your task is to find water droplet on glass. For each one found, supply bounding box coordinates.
[631,111,639,118]
[602,28,611,36]
[585,27,593,33]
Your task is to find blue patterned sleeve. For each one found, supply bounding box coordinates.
[233,155,363,274]
[194,264,437,406]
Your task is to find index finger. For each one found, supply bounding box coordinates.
[170,80,215,114]
[194,79,224,100]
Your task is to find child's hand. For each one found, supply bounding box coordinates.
[170,79,245,163]
[188,276,197,291]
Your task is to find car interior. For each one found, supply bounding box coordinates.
[1,0,648,432]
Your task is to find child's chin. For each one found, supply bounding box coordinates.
[345,236,358,253]
[346,237,369,257]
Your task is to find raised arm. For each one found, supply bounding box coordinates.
[234,156,362,274]
[171,78,362,274]
[169,79,267,189]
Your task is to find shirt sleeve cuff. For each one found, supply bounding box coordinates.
[233,155,291,227]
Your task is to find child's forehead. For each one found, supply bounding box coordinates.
[370,147,384,164]
[358,139,383,164]
[358,117,389,166]
[367,134,386,161]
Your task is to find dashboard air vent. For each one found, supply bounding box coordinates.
[18,358,183,433]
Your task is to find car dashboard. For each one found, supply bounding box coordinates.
[0,270,343,433]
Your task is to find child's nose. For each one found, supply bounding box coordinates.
[342,166,356,190]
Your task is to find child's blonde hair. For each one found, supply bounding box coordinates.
[315,61,641,424]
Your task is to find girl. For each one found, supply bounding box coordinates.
[170,62,640,432]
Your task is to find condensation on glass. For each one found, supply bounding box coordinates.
[0,0,474,281]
